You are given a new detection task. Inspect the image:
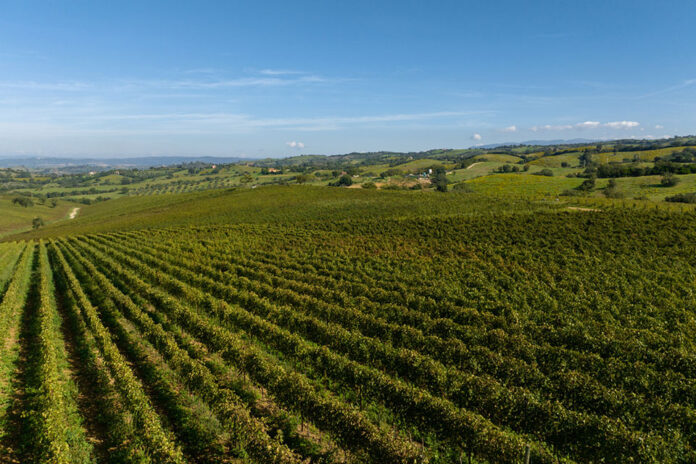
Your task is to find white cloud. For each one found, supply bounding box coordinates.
[655,124,664,129]
[531,124,573,132]
[471,133,482,141]
[259,69,304,76]
[530,120,640,131]
[501,125,517,132]
[605,121,639,129]
[286,141,305,148]
[576,121,600,129]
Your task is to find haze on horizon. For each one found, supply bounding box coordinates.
[0,0,694,158]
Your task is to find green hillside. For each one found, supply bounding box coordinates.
[2,140,696,463]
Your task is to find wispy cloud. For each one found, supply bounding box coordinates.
[605,121,639,129]
[531,124,573,132]
[471,133,482,141]
[0,110,488,136]
[531,120,639,131]
[286,141,305,148]
[259,69,305,76]
[501,125,517,132]
[636,79,696,99]
[0,72,330,95]
[575,121,600,129]
[0,80,90,91]
[133,75,328,90]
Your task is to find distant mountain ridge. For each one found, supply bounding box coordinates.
[0,156,252,170]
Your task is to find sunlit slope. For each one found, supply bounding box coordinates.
[0,196,76,238]
[6,186,553,241]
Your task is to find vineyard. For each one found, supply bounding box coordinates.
[1,205,696,463]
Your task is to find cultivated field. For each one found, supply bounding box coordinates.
[1,192,695,463]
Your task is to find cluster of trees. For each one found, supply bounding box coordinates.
[589,161,696,178]
[12,196,34,207]
[661,147,696,163]
[328,174,353,187]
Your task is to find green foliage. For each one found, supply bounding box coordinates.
[603,178,624,198]
[331,174,353,187]
[1,188,696,462]
[661,172,680,187]
[665,192,696,203]
[380,168,403,178]
[452,182,474,192]
[12,196,34,207]
[294,174,311,184]
[576,176,596,191]
[430,166,449,192]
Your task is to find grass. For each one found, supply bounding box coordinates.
[6,185,566,241]
[464,172,584,197]
[592,173,696,201]
[0,197,76,238]
[471,154,521,163]
[528,152,581,168]
[600,146,696,163]
[446,162,506,182]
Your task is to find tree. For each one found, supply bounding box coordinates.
[661,173,680,187]
[32,217,44,229]
[333,174,353,187]
[430,166,448,192]
[603,178,623,198]
[295,174,311,184]
[579,151,594,168]
[12,196,33,207]
[240,173,253,185]
[577,176,596,191]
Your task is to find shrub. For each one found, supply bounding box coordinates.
[12,196,34,207]
[330,175,353,187]
[665,192,696,203]
[576,177,596,191]
[603,179,624,198]
[535,169,554,177]
[661,173,680,187]
[453,182,474,192]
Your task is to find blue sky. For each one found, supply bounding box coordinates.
[0,0,694,157]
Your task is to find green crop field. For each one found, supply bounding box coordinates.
[0,184,695,463]
[2,137,696,463]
